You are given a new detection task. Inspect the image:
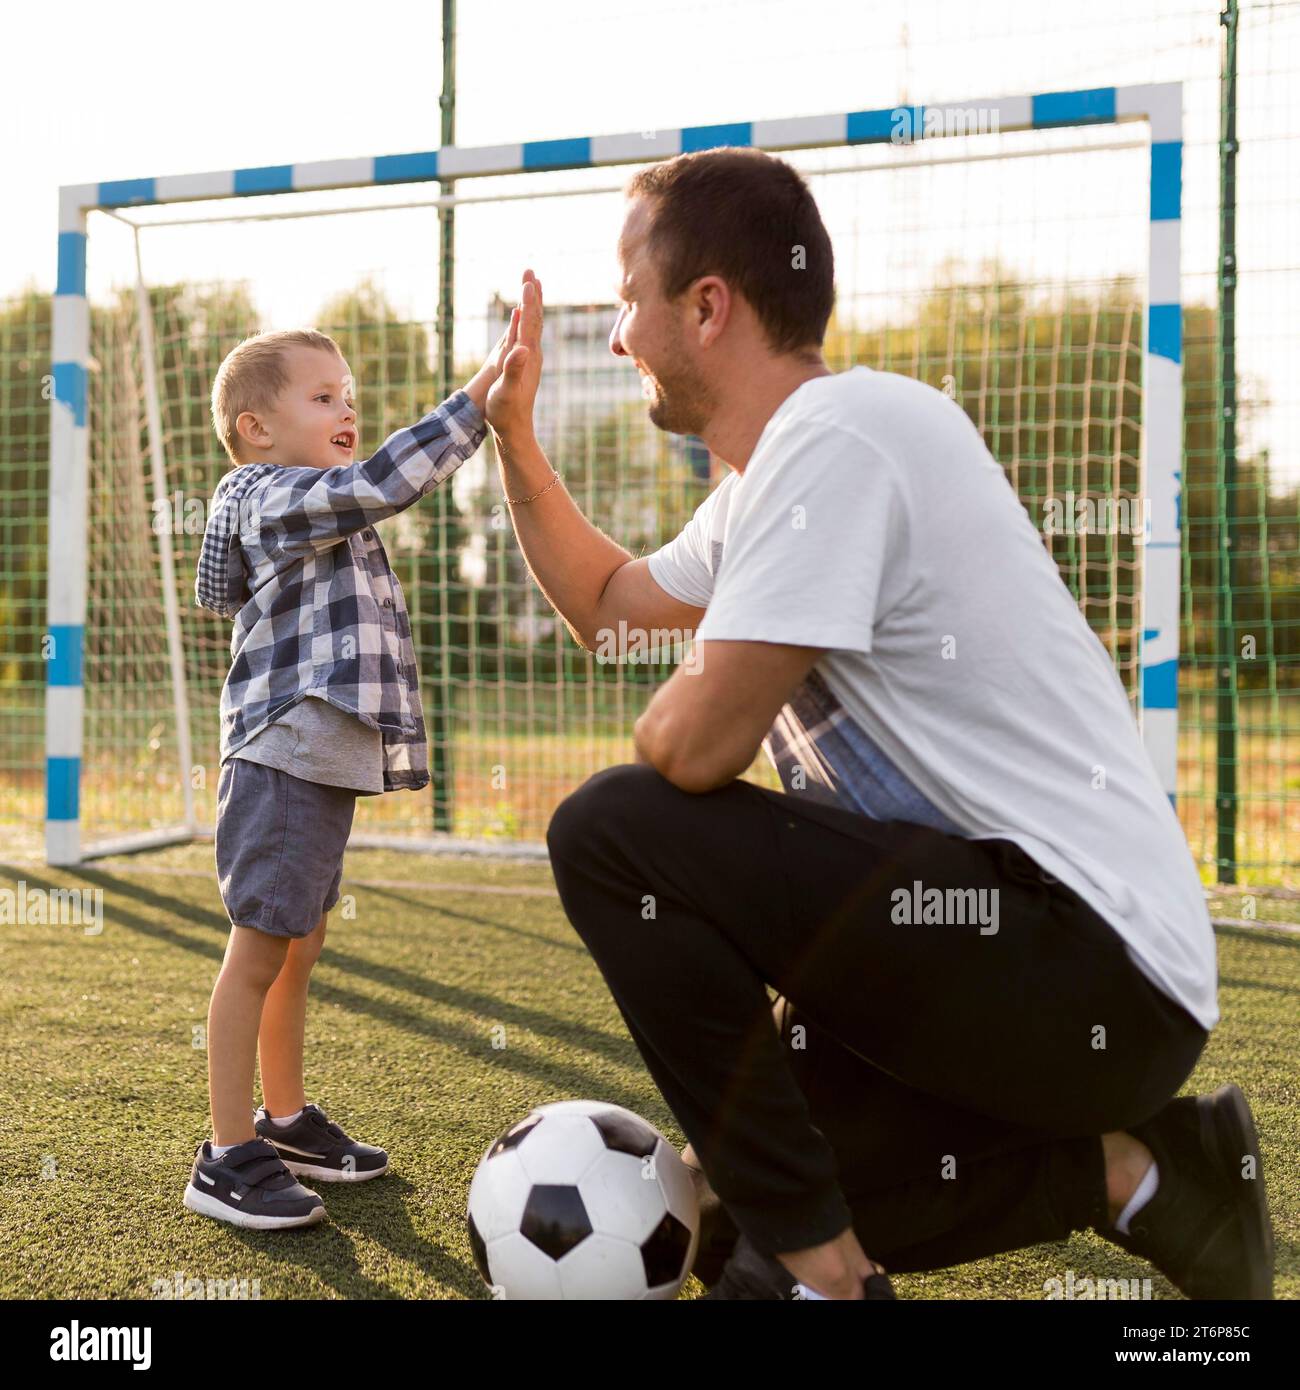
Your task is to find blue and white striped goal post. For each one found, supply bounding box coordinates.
[47,82,1183,865]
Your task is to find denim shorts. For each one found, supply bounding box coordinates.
[215,758,357,938]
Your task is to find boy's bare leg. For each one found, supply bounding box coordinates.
[209,925,291,1146]
[257,913,328,1119]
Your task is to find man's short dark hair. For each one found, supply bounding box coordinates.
[626,147,835,355]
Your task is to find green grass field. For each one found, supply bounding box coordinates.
[0,842,1295,1301]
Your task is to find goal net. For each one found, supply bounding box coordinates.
[48,87,1181,862]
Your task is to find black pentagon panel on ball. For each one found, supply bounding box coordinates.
[488,1114,542,1158]
[520,1185,593,1259]
[640,1211,693,1288]
[590,1110,658,1158]
[467,1211,493,1287]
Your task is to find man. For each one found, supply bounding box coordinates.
[480,147,1273,1301]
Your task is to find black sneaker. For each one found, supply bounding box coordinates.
[700,1232,896,1301]
[254,1103,388,1182]
[183,1137,326,1230]
[1098,1084,1274,1299]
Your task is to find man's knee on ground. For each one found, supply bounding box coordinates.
[546,762,678,865]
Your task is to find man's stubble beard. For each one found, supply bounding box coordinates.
[643,328,715,437]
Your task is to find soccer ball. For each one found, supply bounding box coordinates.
[467,1100,700,1300]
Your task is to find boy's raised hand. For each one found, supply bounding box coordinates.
[485,270,543,442]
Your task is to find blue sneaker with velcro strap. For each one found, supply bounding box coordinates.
[183,1136,326,1230]
[253,1102,389,1182]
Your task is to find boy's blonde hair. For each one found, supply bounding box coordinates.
[211,328,344,464]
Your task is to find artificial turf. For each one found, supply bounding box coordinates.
[0,843,1294,1300]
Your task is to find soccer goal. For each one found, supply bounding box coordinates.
[44,83,1184,866]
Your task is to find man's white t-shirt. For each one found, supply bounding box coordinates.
[647,366,1218,1031]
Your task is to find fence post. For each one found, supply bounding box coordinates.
[1216,0,1240,883]
[431,0,458,834]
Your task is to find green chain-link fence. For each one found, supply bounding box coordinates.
[1,1,1294,882]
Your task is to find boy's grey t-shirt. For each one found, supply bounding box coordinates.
[646,365,1218,1033]
[231,694,384,794]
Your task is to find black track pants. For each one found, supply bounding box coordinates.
[546,764,1208,1264]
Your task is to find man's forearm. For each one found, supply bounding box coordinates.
[494,430,631,649]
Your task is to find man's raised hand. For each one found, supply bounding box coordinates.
[486,270,544,442]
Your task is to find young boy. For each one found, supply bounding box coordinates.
[186,310,524,1229]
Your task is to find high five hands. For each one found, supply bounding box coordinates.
[463,270,544,439]
[485,270,544,443]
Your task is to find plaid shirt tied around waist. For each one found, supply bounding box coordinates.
[194,390,487,792]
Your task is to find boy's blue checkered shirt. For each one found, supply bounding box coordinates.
[194,390,487,792]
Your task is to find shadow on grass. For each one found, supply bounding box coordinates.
[4,862,657,1115]
[356,880,586,955]
[1214,925,1300,951]
[0,863,228,963]
[193,1173,486,1300]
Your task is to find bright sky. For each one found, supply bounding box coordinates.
[3,0,1296,476]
